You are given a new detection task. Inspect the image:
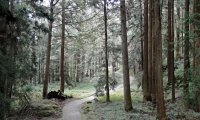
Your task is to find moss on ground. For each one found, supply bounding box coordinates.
[82,100,156,120]
[7,99,62,120]
[31,99,61,118]
[82,91,200,120]
[81,92,156,120]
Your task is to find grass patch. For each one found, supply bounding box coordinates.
[9,80,95,119]
[8,99,62,120]
[31,99,61,118]
[82,91,155,120]
[65,81,96,98]
[28,80,96,100]
[98,91,124,102]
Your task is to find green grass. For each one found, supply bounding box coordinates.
[98,91,124,101]
[9,80,96,119]
[31,99,61,118]
[28,80,96,99]
[64,81,96,98]
[98,90,143,102]
[82,92,156,120]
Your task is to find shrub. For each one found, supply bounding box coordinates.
[94,74,117,96]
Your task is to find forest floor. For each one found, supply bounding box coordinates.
[7,70,200,120]
[81,71,200,120]
[7,81,95,120]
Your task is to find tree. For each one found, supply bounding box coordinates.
[154,0,167,119]
[0,0,49,118]
[43,0,59,98]
[60,0,65,93]
[192,0,200,112]
[148,0,153,103]
[143,0,150,102]
[120,0,133,112]
[176,0,181,59]
[0,1,10,118]
[104,0,110,102]
[139,0,143,71]
[151,0,157,104]
[183,0,190,107]
[168,0,175,101]
[75,49,81,83]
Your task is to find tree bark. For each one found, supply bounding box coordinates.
[104,0,110,102]
[148,0,153,102]
[154,0,167,119]
[184,0,190,107]
[193,0,200,112]
[81,53,85,81]
[120,0,133,111]
[176,0,181,59]
[43,0,54,98]
[139,0,143,71]
[151,0,157,104]
[171,0,175,102]
[60,0,65,93]
[168,0,175,101]
[143,0,149,102]
[76,51,80,82]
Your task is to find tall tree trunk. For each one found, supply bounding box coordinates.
[104,0,110,102]
[43,0,54,98]
[31,34,37,86]
[143,0,150,102]
[168,0,175,101]
[148,0,153,102]
[38,57,41,84]
[193,0,200,112]
[139,0,143,71]
[60,0,65,93]
[184,0,190,108]
[192,0,196,71]
[151,0,157,104]
[76,50,80,82]
[7,0,16,98]
[154,0,167,119]
[176,0,181,59]
[120,0,133,112]
[81,53,85,81]
[171,0,175,102]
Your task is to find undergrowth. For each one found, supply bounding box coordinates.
[82,91,156,120]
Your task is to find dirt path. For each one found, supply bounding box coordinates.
[62,73,135,120]
[62,96,94,120]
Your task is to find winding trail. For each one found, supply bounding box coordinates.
[62,73,136,120]
[62,96,94,120]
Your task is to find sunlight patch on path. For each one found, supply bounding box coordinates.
[62,96,94,120]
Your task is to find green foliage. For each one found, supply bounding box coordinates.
[0,93,11,119]
[0,0,8,14]
[65,74,74,87]
[66,81,96,98]
[98,91,124,101]
[188,66,200,111]
[134,71,143,89]
[30,100,61,118]
[0,0,51,119]
[82,93,155,120]
[174,60,184,87]
[94,74,118,96]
